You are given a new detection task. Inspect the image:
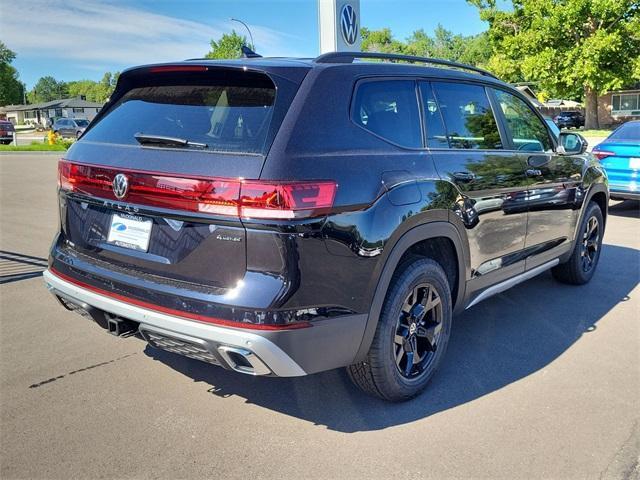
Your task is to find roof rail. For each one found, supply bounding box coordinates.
[314,52,498,79]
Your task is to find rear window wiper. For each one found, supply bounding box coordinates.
[134,133,208,149]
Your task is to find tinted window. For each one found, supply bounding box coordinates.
[352,80,421,148]
[432,82,502,149]
[494,89,552,152]
[83,77,276,154]
[419,82,449,148]
[545,118,560,139]
[609,122,640,140]
[75,119,89,127]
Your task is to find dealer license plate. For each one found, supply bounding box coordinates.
[107,213,152,252]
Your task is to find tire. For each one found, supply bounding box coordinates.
[552,201,604,285]
[347,258,452,402]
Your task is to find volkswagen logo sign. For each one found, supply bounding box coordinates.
[340,4,358,46]
[112,173,129,200]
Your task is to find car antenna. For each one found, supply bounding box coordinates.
[241,45,261,58]
[230,18,261,58]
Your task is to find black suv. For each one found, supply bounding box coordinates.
[554,110,585,129]
[45,52,608,401]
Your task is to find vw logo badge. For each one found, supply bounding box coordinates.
[112,173,129,200]
[340,4,358,46]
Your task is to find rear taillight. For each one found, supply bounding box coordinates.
[58,160,336,219]
[149,65,208,73]
[240,181,336,219]
[592,150,615,161]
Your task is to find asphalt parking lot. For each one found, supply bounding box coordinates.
[1,153,638,479]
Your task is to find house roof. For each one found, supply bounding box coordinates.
[0,97,103,112]
[515,85,543,107]
[544,99,583,108]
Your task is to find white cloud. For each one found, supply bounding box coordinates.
[1,0,300,67]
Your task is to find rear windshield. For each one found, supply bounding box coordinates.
[609,122,640,140]
[75,119,89,127]
[82,74,276,155]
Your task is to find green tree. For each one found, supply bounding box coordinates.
[29,76,68,103]
[361,25,491,67]
[66,71,119,103]
[0,41,25,106]
[205,30,251,59]
[67,80,98,102]
[469,0,640,129]
[361,27,407,53]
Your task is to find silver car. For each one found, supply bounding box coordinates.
[52,118,90,139]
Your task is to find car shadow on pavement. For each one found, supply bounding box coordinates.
[608,200,639,219]
[144,243,639,433]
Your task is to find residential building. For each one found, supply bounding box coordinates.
[598,88,640,127]
[0,97,104,127]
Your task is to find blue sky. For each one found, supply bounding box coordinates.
[2,0,488,89]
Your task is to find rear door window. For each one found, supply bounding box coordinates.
[82,73,276,155]
[419,82,449,148]
[352,80,422,148]
[493,89,553,152]
[432,82,503,150]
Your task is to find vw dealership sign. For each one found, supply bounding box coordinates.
[319,0,361,52]
[340,4,358,45]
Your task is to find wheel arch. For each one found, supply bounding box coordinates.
[588,188,608,226]
[352,221,468,363]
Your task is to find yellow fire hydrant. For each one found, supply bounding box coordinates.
[47,130,57,145]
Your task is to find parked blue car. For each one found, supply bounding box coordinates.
[592,121,640,201]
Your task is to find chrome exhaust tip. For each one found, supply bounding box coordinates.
[217,345,271,376]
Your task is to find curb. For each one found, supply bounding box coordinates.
[0,151,64,155]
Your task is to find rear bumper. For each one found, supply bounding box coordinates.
[43,269,367,376]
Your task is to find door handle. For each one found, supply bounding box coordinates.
[527,155,550,168]
[526,169,542,177]
[451,171,476,183]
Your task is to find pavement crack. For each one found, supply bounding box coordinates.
[28,352,137,389]
[599,419,640,480]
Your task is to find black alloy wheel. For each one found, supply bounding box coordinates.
[552,201,604,285]
[580,215,600,273]
[394,282,443,379]
[347,258,452,401]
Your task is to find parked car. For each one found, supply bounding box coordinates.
[44,52,608,402]
[592,120,640,201]
[554,111,585,129]
[0,120,15,145]
[52,118,90,139]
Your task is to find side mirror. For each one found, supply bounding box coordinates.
[558,132,588,155]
